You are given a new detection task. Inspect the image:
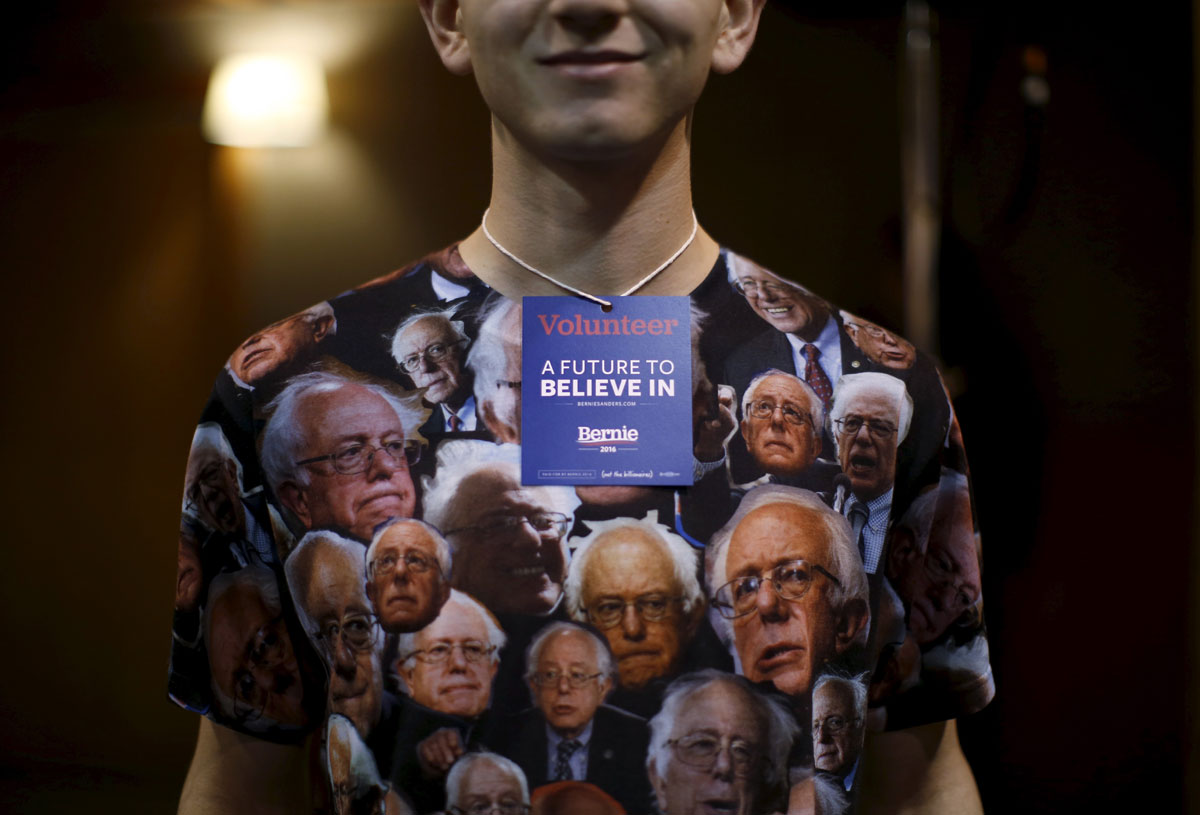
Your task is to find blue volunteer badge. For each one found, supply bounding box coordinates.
[522,296,693,486]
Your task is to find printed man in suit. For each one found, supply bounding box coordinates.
[498,622,652,814]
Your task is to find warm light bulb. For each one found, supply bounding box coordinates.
[203,54,329,147]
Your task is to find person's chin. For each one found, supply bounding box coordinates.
[331,695,368,729]
[752,654,810,696]
[846,470,880,497]
[351,499,415,538]
[439,687,486,717]
[386,603,438,634]
[424,384,452,403]
[576,485,656,506]
[616,651,670,688]
[531,109,667,161]
[382,609,423,634]
[814,754,838,773]
[760,451,804,476]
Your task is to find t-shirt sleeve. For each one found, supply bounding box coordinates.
[166,370,320,742]
[872,362,994,731]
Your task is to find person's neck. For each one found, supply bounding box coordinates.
[459,119,719,299]
[441,390,468,413]
[552,721,587,741]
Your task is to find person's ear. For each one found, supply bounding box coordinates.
[649,761,669,813]
[311,313,335,343]
[398,662,415,694]
[598,675,613,700]
[711,0,766,75]
[223,459,243,494]
[277,481,311,529]
[418,0,473,76]
[684,599,706,637]
[834,597,870,653]
[886,528,919,580]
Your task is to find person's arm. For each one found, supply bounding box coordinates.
[857,720,982,815]
[178,718,314,815]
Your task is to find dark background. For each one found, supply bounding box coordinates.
[0,1,1192,812]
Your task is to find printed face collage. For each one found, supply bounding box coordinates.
[169,245,991,815]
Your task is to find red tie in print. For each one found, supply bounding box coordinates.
[802,344,834,408]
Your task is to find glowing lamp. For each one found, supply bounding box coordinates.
[202,54,329,147]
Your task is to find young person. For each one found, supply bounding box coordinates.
[174,2,990,812]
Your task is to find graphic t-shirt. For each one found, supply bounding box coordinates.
[168,244,993,814]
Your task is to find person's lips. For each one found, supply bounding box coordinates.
[439,680,481,698]
[357,489,410,513]
[538,49,645,78]
[755,641,804,675]
[241,346,268,365]
[509,565,548,579]
[699,798,740,814]
[237,346,277,377]
[385,591,418,609]
[539,49,643,66]
[848,452,877,473]
[330,672,368,703]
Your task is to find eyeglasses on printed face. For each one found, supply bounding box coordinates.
[398,339,468,373]
[733,278,795,300]
[667,733,762,777]
[923,550,980,614]
[847,321,890,340]
[184,463,230,512]
[586,594,682,629]
[746,399,813,428]
[832,416,897,439]
[450,802,529,815]
[369,549,441,580]
[713,559,842,619]
[406,640,495,665]
[812,714,861,738]
[315,612,378,658]
[295,439,421,475]
[444,512,570,540]
[529,669,604,689]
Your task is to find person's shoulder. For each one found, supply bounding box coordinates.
[487,707,545,755]
[596,703,648,728]
[342,242,477,296]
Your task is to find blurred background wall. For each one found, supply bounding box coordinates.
[0,1,1191,812]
